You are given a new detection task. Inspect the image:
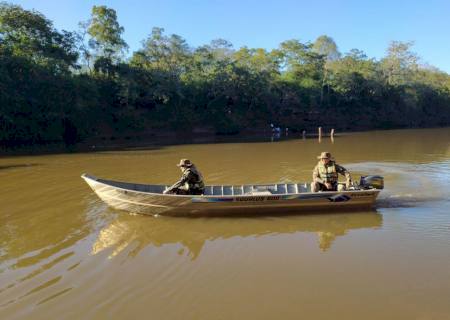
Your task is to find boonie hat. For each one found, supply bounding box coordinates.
[317,152,333,160]
[177,159,193,167]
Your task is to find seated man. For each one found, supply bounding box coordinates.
[163,159,205,195]
[311,152,351,192]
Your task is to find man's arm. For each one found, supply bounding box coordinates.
[313,165,323,184]
[335,164,351,180]
[166,172,189,192]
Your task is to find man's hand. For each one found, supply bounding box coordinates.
[346,179,352,188]
[163,189,171,194]
[325,182,333,190]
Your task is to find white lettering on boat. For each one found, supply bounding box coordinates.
[349,192,375,197]
[235,196,282,202]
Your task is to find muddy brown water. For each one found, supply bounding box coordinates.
[1,128,450,320]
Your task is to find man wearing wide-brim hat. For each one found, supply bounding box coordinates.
[163,159,205,195]
[311,152,352,192]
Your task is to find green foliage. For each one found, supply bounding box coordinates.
[381,41,418,86]
[86,5,127,60]
[312,35,341,61]
[1,3,450,149]
[0,2,78,73]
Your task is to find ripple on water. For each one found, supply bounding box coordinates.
[1,130,450,319]
[347,161,450,246]
[348,160,450,207]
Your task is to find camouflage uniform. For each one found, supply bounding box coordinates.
[311,152,351,192]
[166,159,205,195]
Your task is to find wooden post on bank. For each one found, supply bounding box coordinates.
[318,127,322,142]
[330,128,335,143]
[302,130,306,139]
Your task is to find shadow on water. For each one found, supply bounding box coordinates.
[91,209,383,259]
[80,131,310,155]
[0,163,40,171]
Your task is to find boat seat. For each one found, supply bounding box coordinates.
[199,183,308,196]
[287,183,297,194]
[203,186,213,195]
[298,183,309,193]
[276,184,286,194]
[254,185,274,193]
[223,186,233,195]
[250,191,272,196]
[243,185,253,194]
[213,186,222,196]
[233,186,243,195]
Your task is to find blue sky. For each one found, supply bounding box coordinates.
[9,0,450,73]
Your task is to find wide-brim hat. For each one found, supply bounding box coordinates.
[177,159,193,167]
[317,152,333,160]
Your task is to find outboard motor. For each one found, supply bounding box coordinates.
[359,175,384,190]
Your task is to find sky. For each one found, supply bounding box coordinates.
[9,0,450,73]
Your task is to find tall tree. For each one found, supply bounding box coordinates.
[131,27,191,75]
[312,35,341,105]
[381,41,418,86]
[86,5,127,63]
[312,35,340,61]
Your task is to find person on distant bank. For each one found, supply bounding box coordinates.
[311,152,351,192]
[163,159,205,195]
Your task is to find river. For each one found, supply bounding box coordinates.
[1,128,450,319]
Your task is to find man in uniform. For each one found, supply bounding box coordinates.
[311,152,352,192]
[163,159,205,195]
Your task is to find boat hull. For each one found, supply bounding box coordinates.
[82,174,381,216]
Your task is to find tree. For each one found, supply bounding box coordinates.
[86,5,127,62]
[277,39,325,113]
[328,49,380,107]
[278,40,324,82]
[131,27,191,75]
[329,49,378,83]
[381,41,418,86]
[2,3,450,147]
[0,2,78,72]
[312,35,340,61]
[312,35,341,105]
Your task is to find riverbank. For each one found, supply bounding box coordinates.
[1,125,449,157]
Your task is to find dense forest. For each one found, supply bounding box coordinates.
[1,3,450,148]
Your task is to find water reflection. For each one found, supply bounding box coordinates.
[92,210,383,258]
[0,163,40,171]
[1,128,449,319]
